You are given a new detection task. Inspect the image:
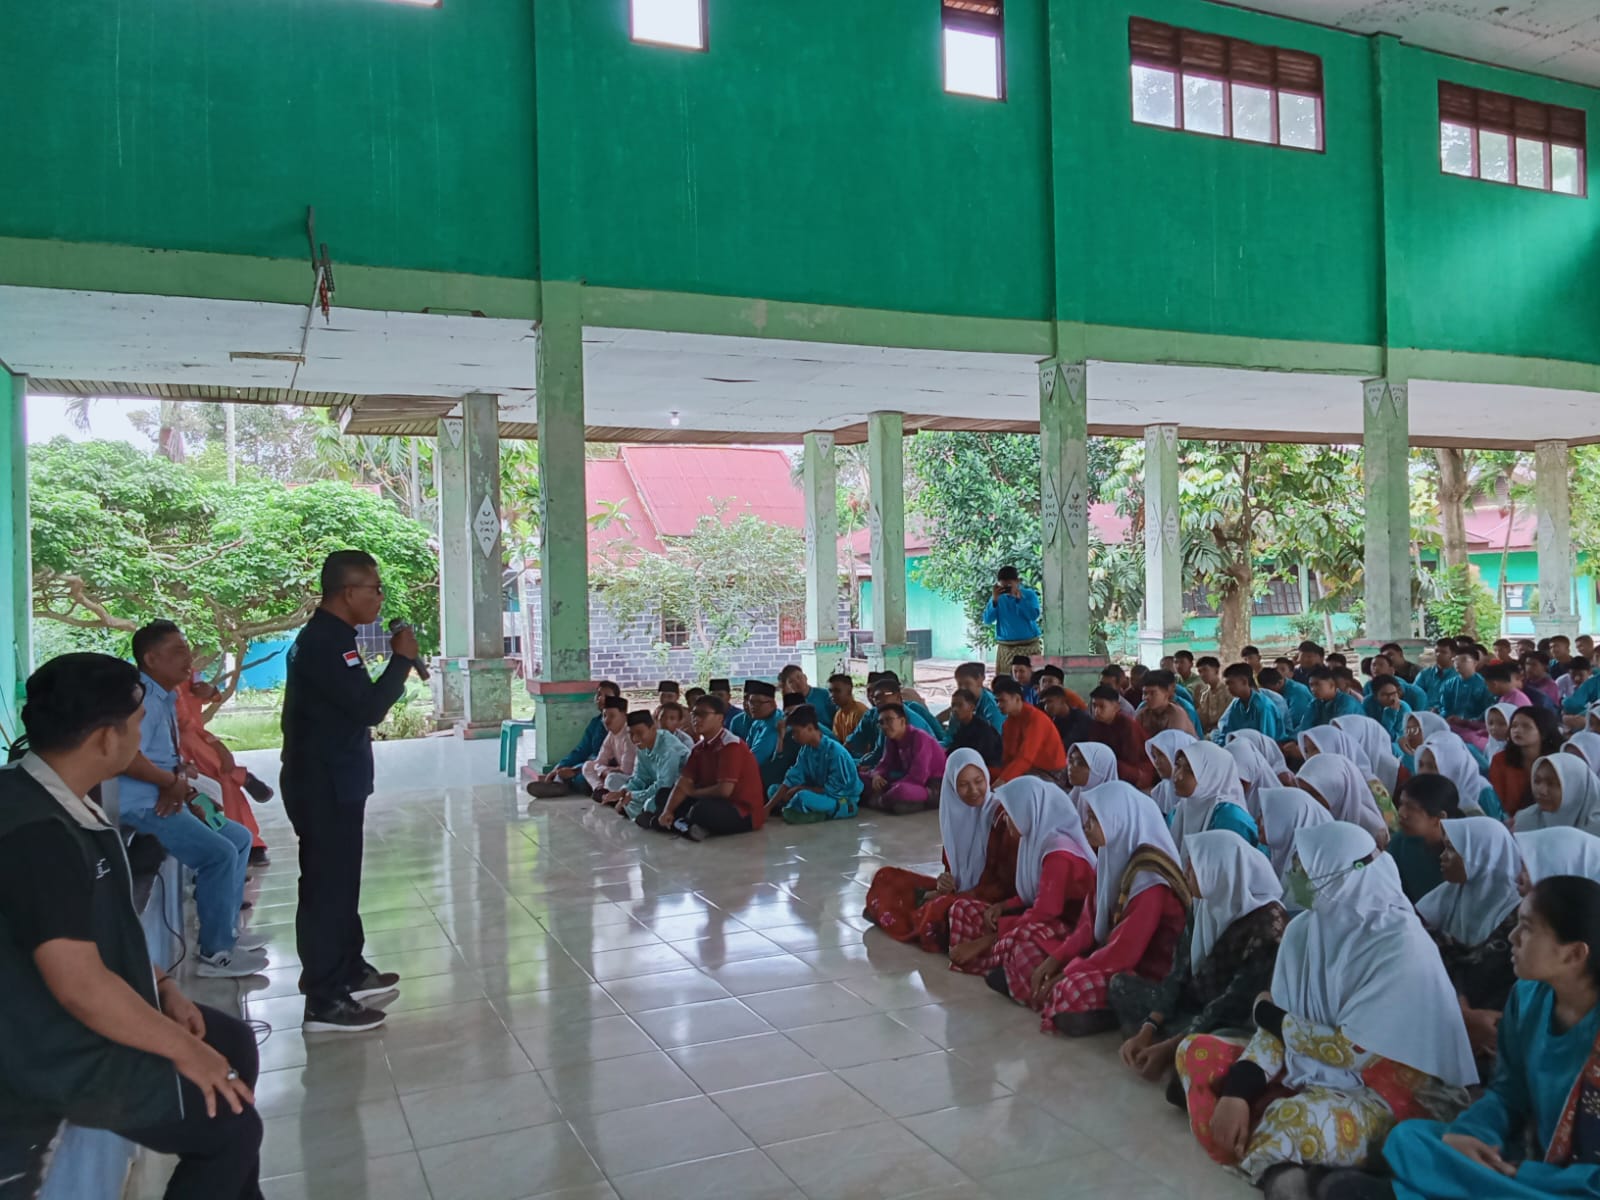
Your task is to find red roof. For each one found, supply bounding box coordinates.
[1464,504,1537,551]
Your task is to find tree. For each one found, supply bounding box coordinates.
[1422,448,1525,637]
[30,439,439,701]
[590,512,805,679]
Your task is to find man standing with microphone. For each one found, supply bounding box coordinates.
[281,550,419,1032]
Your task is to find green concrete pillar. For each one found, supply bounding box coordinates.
[799,432,848,683]
[456,392,512,738]
[0,364,29,721]
[1362,378,1413,643]
[1138,423,1186,666]
[866,412,915,682]
[530,282,594,768]
[1534,439,1578,639]
[1039,360,1097,685]
[431,413,470,729]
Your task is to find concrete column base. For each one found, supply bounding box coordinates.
[1533,615,1582,640]
[438,656,513,740]
[430,656,467,731]
[799,640,850,684]
[527,680,595,774]
[1137,631,1191,669]
[866,642,917,683]
[1043,653,1107,699]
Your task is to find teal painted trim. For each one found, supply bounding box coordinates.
[1390,348,1600,393]
[1,365,28,727]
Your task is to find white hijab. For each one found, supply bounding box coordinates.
[1225,738,1278,823]
[1082,781,1180,944]
[1564,731,1600,777]
[1515,754,1600,835]
[1145,729,1197,817]
[1483,702,1520,761]
[1296,753,1386,842]
[1299,726,1377,784]
[1587,700,1600,732]
[1419,732,1489,815]
[1415,817,1523,946]
[995,776,1094,904]
[1276,822,1477,1089]
[938,749,1000,892]
[1228,729,1289,778]
[1333,715,1401,794]
[1516,827,1600,885]
[1186,829,1282,967]
[1259,786,1333,880]
[1404,711,1450,753]
[1170,742,1251,858]
[1068,741,1119,813]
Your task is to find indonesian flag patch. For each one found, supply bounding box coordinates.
[343,650,363,668]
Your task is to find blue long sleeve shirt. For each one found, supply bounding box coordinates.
[1364,677,1428,713]
[1171,689,1201,731]
[981,587,1041,642]
[1413,663,1457,709]
[1437,673,1493,721]
[1562,672,1600,715]
[1295,690,1364,736]
[1210,691,1284,744]
[740,712,783,764]
[783,738,864,810]
[845,706,880,759]
[1372,701,1412,751]
[556,713,608,771]
[800,685,838,731]
[1276,679,1314,730]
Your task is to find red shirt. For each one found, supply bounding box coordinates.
[685,729,766,829]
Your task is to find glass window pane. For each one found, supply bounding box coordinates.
[1553,144,1583,195]
[944,28,1001,99]
[631,0,703,49]
[1516,137,1547,189]
[1131,65,1177,128]
[1278,91,1320,149]
[1182,74,1225,135]
[1232,84,1273,143]
[1440,121,1474,176]
[1479,130,1511,182]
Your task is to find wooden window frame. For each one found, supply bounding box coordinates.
[1128,17,1325,154]
[776,600,805,648]
[1438,81,1586,197]
[942,0,1005,102]
[629,0,707,53]
[661,615,692,649]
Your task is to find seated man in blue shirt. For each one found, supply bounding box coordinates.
[1009,656,1040,707]
[1364,654,1428,714]
[736,680,782,765]
[1294,664,1364,737]
[1260,666,1313,732]
[526,681,621,798]
[117,621,262,978]
[1437,646,1493,726]
[778,663,837,732]
[766,705,863,824]
[945,660,1005,737]
[1292,640,1326,685]
[1210,661,1284,745]
[1413,638,1458,710]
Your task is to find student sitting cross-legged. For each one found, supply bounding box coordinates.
[593,710,687,824]
[766,705,863,824]
[649,695,766,842]
[863,703,947,815]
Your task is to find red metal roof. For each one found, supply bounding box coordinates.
[1464,504,1538,551]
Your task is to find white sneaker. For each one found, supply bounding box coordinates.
[196,947,270,978]
[234,933,270,953]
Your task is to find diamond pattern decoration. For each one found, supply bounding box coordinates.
[442,417,463,449]
[1161,425,1178,453]
[867,502,883,566]
[473,494,500,558]
[1040,364,1056,400]
[1363,380,1387,417]
[1062,363,1086,408]
[1389,382,1408,418]
[1042,468,1061,547]
[1061,469,1087,548]
[1163,504,1180,555]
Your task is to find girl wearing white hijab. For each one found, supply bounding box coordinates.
[1144,728,1196,817]
[1332,714,1402,795]
[1026,781,1190,1037]
[1168,742,1261,860]
[1176,821,1476,1184]
[866,749,1016,953]
[1514,753,1600,836]
[1482,701,1520,762]
[1562,730,1600,777]
[1417,817,1524,1055]
[948,776,1095,982]
[1065,740,1118,814]
[1417,731,1502,818]
[1227,729,1294,784]
[1400,710,1486,777]
[1258,787,1333,896]
[1515,826,1600,892]
[1296,753,1390,847]
[1299,725,1372,778]
[1113,830,1287,1086]
[1225,738,1278,824]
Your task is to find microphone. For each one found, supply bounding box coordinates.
[387,619,430,681]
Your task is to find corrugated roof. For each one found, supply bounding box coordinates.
[618,446,804,536]
[1464,504,1538,551]
[585,457,663,560]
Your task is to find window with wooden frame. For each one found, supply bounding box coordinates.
[943,1,1004,101]
[1129,17,1323,152]
[630,0,705,52]
[1439,82,1586,196]
[661,615,691,649]
[777,600,805,648]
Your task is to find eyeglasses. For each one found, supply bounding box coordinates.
[347,583,386,595]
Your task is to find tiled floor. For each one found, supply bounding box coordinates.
[133,739,1255,1200]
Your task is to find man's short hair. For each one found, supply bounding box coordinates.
[1039,686,1068,704]
[1142,670,1176,690]
[1298,641,1325,655]
[657,701,685,717]
[1373,676,1400,694]
[1197,655,1221,670]
[683,687,706,704]
[1089,685,1122,704]
[1223,662,1255,684]
[1380,642,1403,655]
[782,691,807,710]
[786,704,820,729]
[997,566,1020,582]
[1332,667,1356,685]
[1100,665,1126,681]
[1455,645,1481,661]
[955,661,986,683]
[603,695,629,712]
[1009,657,1031,669]
[692,695,727,716]
[598,680,621,697]
[828,672,854,686]
[1258,667,1283,688]
[1435,637,1456,651]
[319,549,378,597]
[1481,663,1513,685]
[130,619,181,670]
[1572,656,1593,673]
[22,654,145,753]
[1306,665,1335,683]
[1174,650,1195,663]
[875,671,902,688]
[992,677,1023,698]
[778,664,802,683]
[952,687,978,708]
[1327,653,1348,668]
[626,710,655,728]
[877,702,907,721]
[1241,645,1260,658]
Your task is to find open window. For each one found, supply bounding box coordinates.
[943,1,1004,101]
[1439,82,1586,196]
[631,0,705,52]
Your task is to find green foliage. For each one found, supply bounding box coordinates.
[30,439,439,696]
[1421,565,1500,639]
[590,511,805,679]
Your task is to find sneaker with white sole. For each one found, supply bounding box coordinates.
[349,969,401,1002]
[303,996,388,1033]
[196,947,270,978]
[233,933,270,953]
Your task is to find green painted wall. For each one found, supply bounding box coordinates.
[1471,548,1599,637]
[0,366,29,729]
[0,0,537,279]
[861,558,981,662]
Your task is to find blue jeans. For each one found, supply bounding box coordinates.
[121,804,252,957]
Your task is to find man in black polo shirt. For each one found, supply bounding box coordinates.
[281,550,417,1033]
[0,654,261,1199]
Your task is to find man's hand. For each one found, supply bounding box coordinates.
[1210,1096,1253,1165]
[157,978,206,1038]
[172,1036,254,1118]
[981,902,1003,933]
[1442,1134,1514,1176]
[390,625,420,662]
[933,871,956,895]
[1119,1023,1155,1071]
[190,681,220,703]
[870,775,888,795]
[155,773,194,817]
[992,584,1003,600]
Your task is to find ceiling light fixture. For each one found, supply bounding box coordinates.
[669,410,681,427]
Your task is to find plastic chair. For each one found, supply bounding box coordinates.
[499,718,536,776]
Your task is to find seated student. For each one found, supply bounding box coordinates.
[1064,741,1119,813]
[1169,742,1262,857]
[1516,827,1600,891]
[1489,705,1564,820]
[0,653,264,1200]
[527,681,621,797]
[1225,737,1279,823]
[1241,645,1264,680]
[1303,725,1403,835]
[736,680,782,765]
[758,693,806,791]
[1335,666,1367,704]
[766,704,862,824]
[581,695,635,797]
[1099,666,1140,717]
[1365,653,1428,714]
[1293,665,1364,737]
[1173,649,1202,700]
[650,696,765,841]
[1437,646,1493,732]
[1399,709,1486,779]
[1085,685,1156,789]
[1227,728,1296,786]
[865,750,1019,950]
[655,700,695,750]
[1333,713,1404,796]
[1032,663,1087,711]
[949,777,1096,987]
[1514,754,1600,836]
[864,703,946,815]
[849,678,942,771]
[1415,638,1459,710]
[1258,787,1332,903]
[945,687,1003,767]
[117,621,262,979]
[1025,782,1190,1037]
[175,678,270,865]
[1128,662,1151,700]
[682,686,707,712]
[1558,655,1592,708]
[655,679,682,714]
[1010,655,1040,707]
[1393,773,1465,902]
[1297,753,1391,848]
[1254,668,1292,729]
[1327,651,1351,672]
[1210,662,1284,746]
[724,679,753,741]
[1565,730,1600,777]
[1040,685,1095,756]
[1384,876,1600,1200]
[1366,676,1413,754]
[878,675,944,736]
[1146,728,1198,818]
[1176,822,1476,1192]
[1292,640,1326,684]
[1136,670,1197,737]
[827,673,869,743]
[1490,637,1515,664]
[1549,634,1576,679]
[1113,831,1286,1093]
[1191,656,1232,734]
[604,710,689,823]
[1481,662,1535,714]
[950,661,1008,733]
[1417,817,1524,1067]
[1419,731,1505,820]
[778,664,837,731]
[1381,641,1420,683]
[992,676,1068,786]
[1521,652,1561,707]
